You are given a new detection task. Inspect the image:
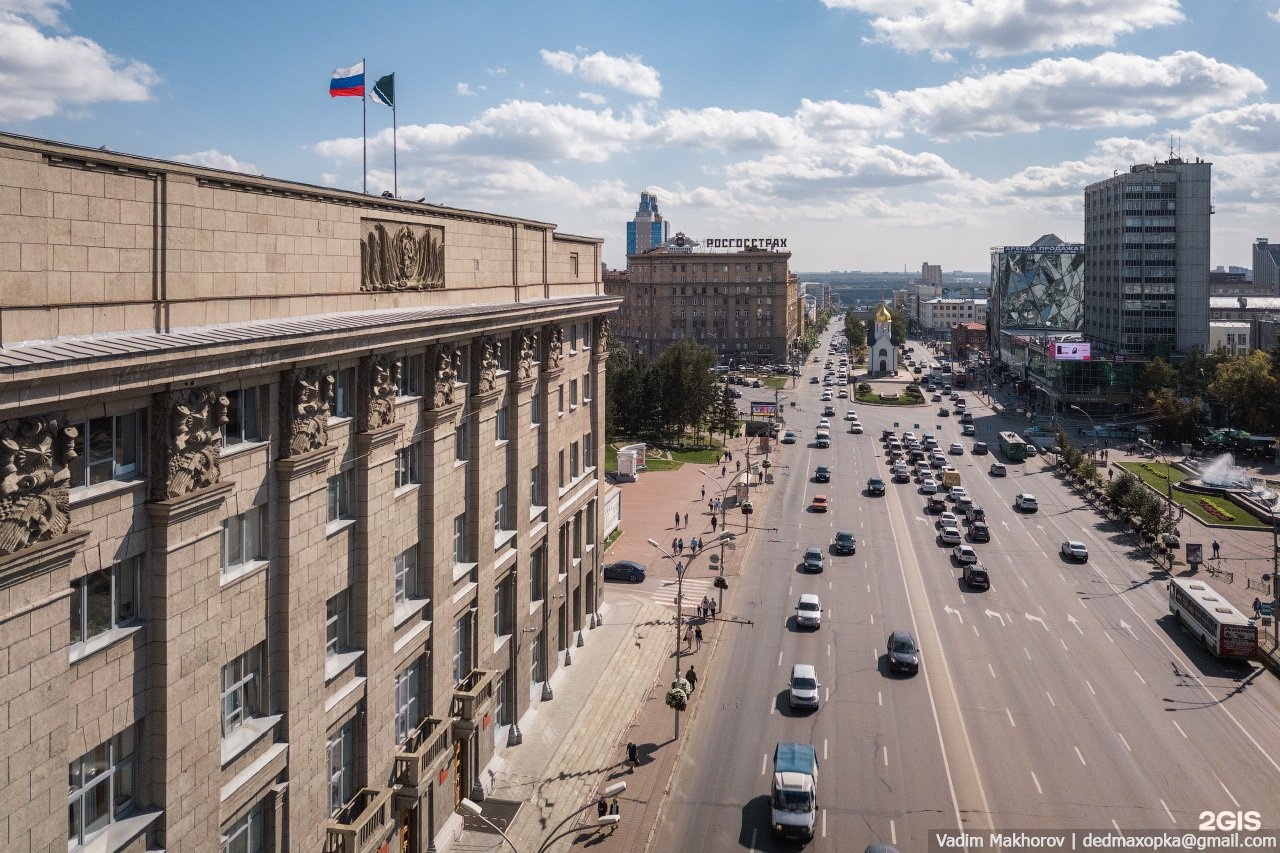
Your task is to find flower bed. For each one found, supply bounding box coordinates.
[1198,498,1234,523]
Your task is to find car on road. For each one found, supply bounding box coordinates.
[845,410,857,421]
[866,476,887,496]
[948,486,968,502]
[968,521,991,542]
[971,439,987,452]
[932,393,943,402]
[937,511,958,528]
[602,560,646,583]
[1060,540,1089,561]
[892,467,912,483]
[952,544,978,564]
[789,663,821,710]
[810,376,820,383]
[837,389,848,398]
[939,525,962,545]
[961,423,976,436]
[886,631,920,675]
[823,405,836,416]
[938,407,950,417]
[817,419,831,431]
[810,494,829,512]
[963,562,990,590]
[930,454,947,468]
[813,465,831,483]
[849,423,864,434]
[802,546,825,572]
[821,390,832,401]
[1014,493,1039,512]
[796,594,823,629]
[833,531,857,554]
[989,462,1007,477]
[1025,443,1038,457]
[949,442,964,455]
[919,479,939,494]
[927,495,947,513]
[781,430,797,444]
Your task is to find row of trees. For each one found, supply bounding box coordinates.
[605,340,739,443]
[1136,346,1280,443]
[1056,431,1175,541]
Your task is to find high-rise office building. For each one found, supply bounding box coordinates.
[1082,157,1212,357]
[1254,238,1280,294]
[625,191,668,258]
[989,235,1085,353]
[0,133,614,853]
[921,263,942,288]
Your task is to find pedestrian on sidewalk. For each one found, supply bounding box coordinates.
[609,799,620,816]
[735,460,741,473]
[721,465,726,477]
[685,665,698,692]
[684,626,694,652]
[695,626,703,650]
[677,537,684,554]
[701,595,710,617]
[1254,598,1262,618]
[684,512,689,528]
[598,798,608,819]
[709,600,717,619]
[674,511,680,529]
[701,485,706,500]
[711,515,718,532]
[708,498,713,515]
[626,742,639,769]
[1213,539,1221,559]
[672,536,678,553]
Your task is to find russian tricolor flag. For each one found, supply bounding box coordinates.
[329,62,365,98]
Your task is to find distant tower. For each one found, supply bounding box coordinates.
[626,191,669,259]
[870,303,897,376]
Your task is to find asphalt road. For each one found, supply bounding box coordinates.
[652,332,1280,851]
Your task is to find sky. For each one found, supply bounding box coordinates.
[2,0,1278,273]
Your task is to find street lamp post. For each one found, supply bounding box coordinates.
[1069,404,1096,457]
[460,780,627,853]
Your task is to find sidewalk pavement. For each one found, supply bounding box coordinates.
[448,430,770,853]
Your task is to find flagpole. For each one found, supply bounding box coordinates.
[392,98,398,197]
[362,56,367,194]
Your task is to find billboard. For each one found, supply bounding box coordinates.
[1052,342,1091,361]
[750,402,778,418]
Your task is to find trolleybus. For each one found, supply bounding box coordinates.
[1168,577,1257,659]
[997,431,1028,462]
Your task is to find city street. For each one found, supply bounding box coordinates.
[651,330,1280,851]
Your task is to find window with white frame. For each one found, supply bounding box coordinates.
[558,385,565,414]
[221,645,263,738]
[68,724,137,848]
[400,353,425,398]
[531,382,541,425]
[395,443,421,489]
[327,722,354,815]
[221,800,267,853]
[325,590,351,658]
[495,402,508,441]
[582,321,591,350]
[327,471,352,523]
[453,611,474,684]
[558,449,565,488]
[496,339,510,372]
[455,423,468,461]
[69,411,141,488]
[394,547,418,607]
[332,366,356,418]
[394,659,422,744]
[223,385,268,447]
[570,441,580,480]
[583,433,593,470]
[70,557,139,648]
[222,504,268,574]
[530,465,541,507]
[530,544,547,602]
[494,572,514,638]
[570,253,579,278]
[453,514,468,564]
[569,379,578,408]
[495,673,512,727]
[494,486,509,533]
[582,373,592,402]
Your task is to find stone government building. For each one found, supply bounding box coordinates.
[0,133,616,853]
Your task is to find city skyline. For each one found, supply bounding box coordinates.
[4,0,1277,272]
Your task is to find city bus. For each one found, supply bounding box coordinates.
[1168,577,1257,659]
[997,431,1028,462]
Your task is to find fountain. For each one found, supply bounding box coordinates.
[1179,452,1279,514]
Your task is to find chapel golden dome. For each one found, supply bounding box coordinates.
[874,303,892,323]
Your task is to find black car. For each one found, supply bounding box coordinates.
[963,562,990,590]
[866,477,886,496]
[813,465,831,483]
[833,531,856,554]
[938,407,950,417]
[602,561,646,583]
[969,521,991,542]
[972,441,988,455]
[887,630,920,674]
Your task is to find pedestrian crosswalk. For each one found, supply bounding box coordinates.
[647,576,716,613]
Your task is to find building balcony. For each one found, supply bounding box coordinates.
[323,787,393,853]
[394,716,452,791]
[450,668,498,732]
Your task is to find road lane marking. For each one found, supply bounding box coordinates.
[1024,647,1032,660]
[883,746,888,766]
[1086,680,1096,695]
[824,739,828,760]
[827,644,831,657]
[1112,819,1121,833]
[761,753,768,775]
[1116,731,1131,752]
[1075,746,1087,765]
[1172,719,1188,739]
[1007,707,1016,727]
[878,691,883,706]
[988,663,997,678]
[1046,691,1056,707]
[1104,630,1114,643]
[1134,670,1147,685]
[1060,638,1069,652]
[1217,774,1240,808]
[891,819,897,844]
[973,625,980,637]
[1031,771,1043,794]
[1161,799,1175,824]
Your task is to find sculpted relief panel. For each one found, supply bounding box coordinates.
[283,367,335,457]
[150,388,229,500]
[361,221,445,292]
[0,415,76,556]
[360,354,400,432]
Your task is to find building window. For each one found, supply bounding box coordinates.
[495,403,508,441]
[70,411,140,488]
[221,645,263,738]
[570,252,579,277]
[222,505,268,574]
[68,724,137,849]
[70,557,139,647]
[453,514,468,564]
[221,801,266,853]
[453,612,473,685]
[530,545,547,602]
[395,443,421,488]
[530,382,541,425]
[327,471,352,522]
[401,353,425,397]
[327,722,354,815]
[582,373,592,402]
[495,673,512,727]
[394,547,419,607]
[494,486,509,533]
[223,385,268,447]
[583,433,593,469]
[332,366,356,418]
[558,450,565,488]
[570,441,580,480]
[569,379,578,408]
[530,465,542,507]
[494,573,514,638]
[325,590,351,658]
[558,385,565,414]
[582,321,591,351]
[394,660,422,744]
[455,424,468,461]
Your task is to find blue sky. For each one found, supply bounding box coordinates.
[3,0,1278,272]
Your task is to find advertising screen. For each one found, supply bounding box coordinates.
[1052,342,1091,361]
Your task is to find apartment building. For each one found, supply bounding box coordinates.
[0,133,615,853]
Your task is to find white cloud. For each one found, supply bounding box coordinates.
[172,149,258,174]
[654,107,804,152]
[0,0,158,121]
[877,52,1265,138]
[457,82,476,96]
[578,91,606,105]
[540,48,661,98]
[726,146,964,201]
[823,0,1184,57]
[1270,6,1280,22]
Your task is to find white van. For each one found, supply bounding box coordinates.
[815,430,831,448]
[789,664,821,711]
[796,594,822,629]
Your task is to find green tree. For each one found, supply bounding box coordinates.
[1136,358,1176,396]
[845,316,867,360]
[709,384,740,443]
[1176,347,1211,399]
[1208,350,1280,433]
[889,307,908,346]
[1144,390,1206,445]
[655,340,717,439]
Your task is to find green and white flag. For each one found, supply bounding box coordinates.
[370,73,395,108]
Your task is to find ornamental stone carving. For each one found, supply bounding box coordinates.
[594,318,611,356]
[516,330,538,381]
[476,337,500,395]
[150,387,229,500]
[360,354,400,432]
[545,325,564,371]
[433,347,461,409]
[0,415,76,556]
[283,367,334,457]
[360,221,445,292]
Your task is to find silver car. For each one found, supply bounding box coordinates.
[1060,540,1089,561]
